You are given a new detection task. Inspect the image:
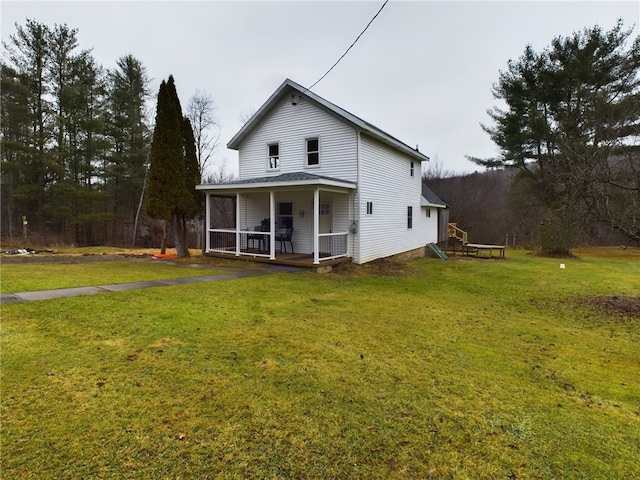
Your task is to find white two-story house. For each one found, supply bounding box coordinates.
[196,79,441,265]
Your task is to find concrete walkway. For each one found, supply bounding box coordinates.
[0,263,303,304]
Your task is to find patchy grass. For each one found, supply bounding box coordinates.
[0,259,225,293]
[1,248,639,479]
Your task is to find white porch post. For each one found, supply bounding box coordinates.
[235,193,241,256]
[205,193,211,252]
[269,191,276,260]
[313,187,320,264]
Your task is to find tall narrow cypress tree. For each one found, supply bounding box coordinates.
[147,75,199,257]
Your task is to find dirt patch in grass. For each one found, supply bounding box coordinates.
[0,250,248,269]
[0,252,154,264]
[332,257,412,277]
[586,296,640,319]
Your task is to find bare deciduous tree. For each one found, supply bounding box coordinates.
[205,158,235,184]
[238,108,256,125]
[422,155,458,180]
[187,90,220,180]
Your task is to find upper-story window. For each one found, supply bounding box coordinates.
[410,161,415,177]
[306,138,319,167]
[268,143,279,170]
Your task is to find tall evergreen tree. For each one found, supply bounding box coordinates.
[104,55,150,243]
[147,76,199,257]
[2,19,54,233]
[1,62,32,240]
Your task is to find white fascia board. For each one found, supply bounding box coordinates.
[228,79,431,164]
[227,79,296,150]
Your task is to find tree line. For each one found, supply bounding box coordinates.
[1,19,219,248]
[424,167,631,250]
[3,19,638,255]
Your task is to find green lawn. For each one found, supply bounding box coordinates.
[1,249,639,479]
[0,260,225,293]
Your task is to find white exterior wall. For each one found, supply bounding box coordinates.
[356,135,429,264]
[421,207,439,245]
[238,97,358,181]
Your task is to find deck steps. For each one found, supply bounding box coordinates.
[445,223,505,258]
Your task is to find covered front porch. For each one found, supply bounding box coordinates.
[196,173,357,265]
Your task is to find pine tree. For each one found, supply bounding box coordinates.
[472,21,640,252]
[2,19,54,233]
[147,76,199,257]
[105,55,150,243]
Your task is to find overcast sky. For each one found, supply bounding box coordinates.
[3,1,639,177]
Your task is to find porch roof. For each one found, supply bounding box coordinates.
[421,183,448,208]
[196,171,357,193]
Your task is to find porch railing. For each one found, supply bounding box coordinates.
[207,229,350,262]
[208,229,236,252]
[207,229,271,258]
[318,232,348,261]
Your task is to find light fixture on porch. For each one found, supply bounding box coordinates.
[299,210,305,218]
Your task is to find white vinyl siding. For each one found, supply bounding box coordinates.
[238,98,357,181]
[356,134,429,264]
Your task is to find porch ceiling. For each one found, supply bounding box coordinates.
[196,172,357,193]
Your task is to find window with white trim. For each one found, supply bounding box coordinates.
[410,161,415,177]
[306,138,319,166]
[407,206,413,229]
[426,208,431,218]
[268,143,279,170]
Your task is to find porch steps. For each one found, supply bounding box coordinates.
[426,243,449,260]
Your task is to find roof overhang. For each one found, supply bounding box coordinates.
[196,172,357,194]
[421,196,447,208]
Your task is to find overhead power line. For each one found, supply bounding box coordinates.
[307,0,389,91]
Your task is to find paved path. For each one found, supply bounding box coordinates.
[0,263,302,304]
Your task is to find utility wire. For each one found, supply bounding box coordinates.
[307,0,389,91]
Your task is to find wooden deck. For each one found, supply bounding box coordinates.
[454,243,506,258]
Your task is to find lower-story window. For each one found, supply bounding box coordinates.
[278,202,293,228]
[407,206,413,229]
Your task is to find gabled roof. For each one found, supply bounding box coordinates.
[421,183,448,208]
[228,79,430,163]
[196,172,356,192]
